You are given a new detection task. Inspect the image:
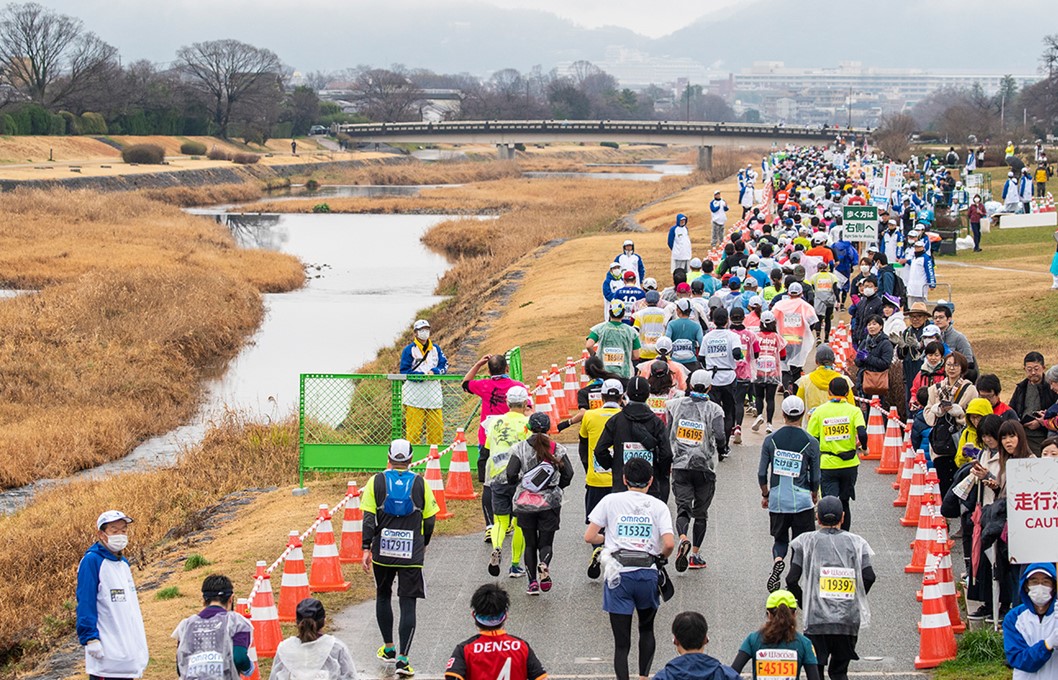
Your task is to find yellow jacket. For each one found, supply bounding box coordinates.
[954,398,994,467]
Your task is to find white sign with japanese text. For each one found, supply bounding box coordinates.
[1007,458,1058,564]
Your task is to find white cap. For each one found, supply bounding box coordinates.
[643,277,657,290]
[689,257,702,268]
[97,510,134,530]
[748,254,760,264]
[922,324,941,338]
[413,319,430,330]
[623,239,634,247]
[388,438,414,462]
[811,232,826,244]
[689,369,711,391]
[781,395,805,417]
[601,378,624,398]
[506,386,530,405]
[610,261,622,270]
[675,298,692,313]
[749,295,764,307]
[654,336,673,354]
[761,310,776,324]
[788,282,803,296]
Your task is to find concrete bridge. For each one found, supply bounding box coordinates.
[333,119,871,169]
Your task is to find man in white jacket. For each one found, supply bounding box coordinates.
[76,510,149,679]
[1003,171,1024,213]
[709,192,729,247]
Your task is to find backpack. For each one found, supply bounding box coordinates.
[929,414,961,458]
[378,470,419,517]
[889,269,907,305]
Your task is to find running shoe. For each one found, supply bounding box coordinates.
[765,424,774,434]
[377,646,396,663]
[767,558,786,592]
[746,404,757,417]
[506,524,514,535]
[395,658,415,677]
[751,414,765,432]
[508,563,525,578]
[538,563,553,592]
[526,581,541,595]
[732,426,742,445]
[674,539,692,573]
[488,548,501,577]
[688,553,707,570]
[967,605,992,621]
[587,546,603,579]
[483,526,493,543]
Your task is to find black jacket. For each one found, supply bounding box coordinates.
[852,294,885,347]
[594,402,672,499]
[1009,378,1057,422]
[856,332,894,372]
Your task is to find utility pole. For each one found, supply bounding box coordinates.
[1000,92,1005,130]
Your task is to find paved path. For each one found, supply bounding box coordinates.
[332,421,938,679]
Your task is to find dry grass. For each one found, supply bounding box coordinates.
[137,183,265,207]
[297,159,522,186]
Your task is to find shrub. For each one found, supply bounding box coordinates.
[80,112,108,135]
[180,140,207,156]
[0,113,15,136]
[155,587,182,601]
[207,147,230,161]
[305,179,320,191]
[59,111,82,135]
[311,203,331,213]
[513,142,526,152]
[183,553,211,571]
[231,152,260,165]
[121,144,165,164]
[600,141,619,149]
[48,113,66,136]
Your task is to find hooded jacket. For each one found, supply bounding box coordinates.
[614,249,646,283]
[594,401,673,499]
[955,398,994,467]
[76,542,149,678]
[1003,562,1058,679]
[653,653,739,680]
[668,214,692,260]
[796,366,854,416]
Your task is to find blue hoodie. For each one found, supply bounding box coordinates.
[653,653,739,680]
[1003,562,1058,679]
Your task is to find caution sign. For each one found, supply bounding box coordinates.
[1007,458,1058,564]
[842,205,878,243]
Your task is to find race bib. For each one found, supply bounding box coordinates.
[705,338,729,359]
[602,347,625,367]
[773,449,803,478]
[676,419,705,445]
[817,278,833,291]
[819,566,857,600]
[623,442,652,464]
[786,312,802,328]
[615,514,653,540]
[379,528,414,560]
[755,648,798,680]
[588,391,602,410]
[757,354,777,373]
[822,416,851,442]
[187,651,225,680]
[647,395,667,415]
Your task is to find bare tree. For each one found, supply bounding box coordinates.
[0,2,117,108]
[354,68,421,122]
[873,112,916,160]
[176,39,282,137]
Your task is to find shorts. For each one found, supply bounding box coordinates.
[490,481,515,516]
[515,507,562,533]
[603,568,660,615]
[372,563,427,599]
[585,485,611,523]
[769,509,816,540]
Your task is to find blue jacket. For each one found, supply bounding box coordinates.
[668,213,688,250]
[614,252,646,283]
[832,240,859,278]
[602,272,623,301]
[77,542,126,644]
[654,653,739,680]
[1004,562,1058,678]
[399,340,447,375]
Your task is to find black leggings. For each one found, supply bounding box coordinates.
[710,382,736,440]
[376,595,416,656]
[753,382,779,423]
[733,380,750,431]
[610,609,657,680]
[523,528,555,581]
[481,485,494,527]
[819,303,834,342]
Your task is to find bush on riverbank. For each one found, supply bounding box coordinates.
[179,140,208,155]
[121,143,166,164]
[138,183,264,207]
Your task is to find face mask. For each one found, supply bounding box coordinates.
[860,265,870,273]
[863,287,876,297]
[106,534,128,552]
[416,330,430,342]
[1028,584,1053,607]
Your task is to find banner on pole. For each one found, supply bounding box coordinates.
[842,205,879,243]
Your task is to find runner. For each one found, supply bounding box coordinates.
[270,598,357,680]
[172,574,254,680]
[785,497,876,680]
[730,590,822,680]
[463,354,526,538]
[585,457,676,680]
[580,378,624,579]
[771,283,818,392]
[361,439,440,677]
[484,386,531,579]
[700,307,743,454]
[751,312,787,434]
[796,346,855,417]
[654,612,738,680]
[444,584,549,680]
[729,307,758,446]
[506,412,574,595]
[645,360,682,426]
[586,300,641,379]
[758,396,820,592]
[633,291,671,362]
[805,380,866,531]
[595,376,673,502]
[666,369,727,573]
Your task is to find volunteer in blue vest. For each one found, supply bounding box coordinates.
[361,439,440,678]
[1003,563,1058,679]
[758,395,821,593]
[76,510,149,680]
[700,306,744,455]
[172,575,254,679]
[585,457,676,680]
[805,379,867,532]
[399,319,448,446]
[586,300,642,379]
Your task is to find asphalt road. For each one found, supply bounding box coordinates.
[333,422,938,680]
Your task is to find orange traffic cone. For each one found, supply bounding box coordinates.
[901,456,927,526]
[549,365,568,419]
[277,531,310,622]
[338,481,364,564]
[236,598,262,680]
[446,428,478,500]
[907,494,938,573]
[914,570,958,669]
[533,378,558,434]
[564,358,579,413]
[894,448,920,506]
[877,407,903,474]
[894,422,913,489]
[863,396,884,460]
[308,505,350,593]
[926,517,966,633]
[424,446,453,519]
[249,561,282,658]
[580,349,591,389]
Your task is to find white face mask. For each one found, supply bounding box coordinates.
[860,265,870,273]
[1028,584,1054,607]
[863,287,876,297]
[416,329,430,342]
[105,534,129,553]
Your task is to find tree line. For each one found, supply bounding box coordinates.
[0,2,741,143]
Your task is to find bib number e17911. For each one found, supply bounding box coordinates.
[379,528,414,560]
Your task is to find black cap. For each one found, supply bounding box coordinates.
[626,376,650,403]
[296,597,325,622]
[528,412,551,433]
[816,496,844,526]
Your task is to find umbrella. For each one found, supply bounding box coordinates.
[970,480,983,584]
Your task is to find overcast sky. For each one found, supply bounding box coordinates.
[477,0,743,36]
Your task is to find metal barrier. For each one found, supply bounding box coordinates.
[298,347,522,483]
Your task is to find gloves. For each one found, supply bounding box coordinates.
[86,640,104,660]
[556,419,571,433]
[855,349,868,364]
